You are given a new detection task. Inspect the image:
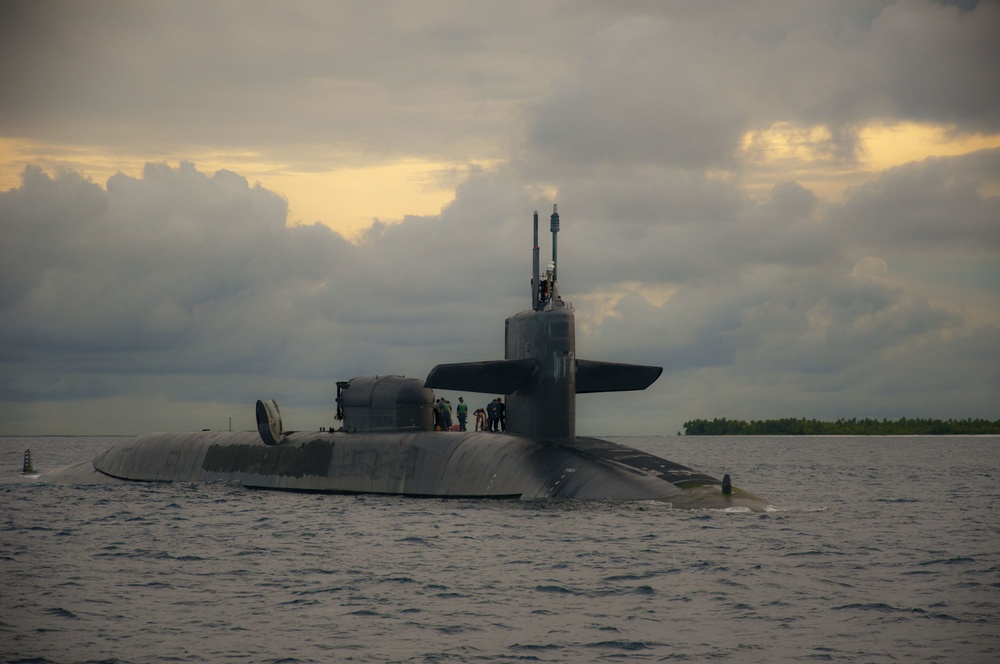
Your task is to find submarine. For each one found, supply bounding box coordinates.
[44,206,771,510]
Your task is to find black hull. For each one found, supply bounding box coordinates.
[44,430,772,510]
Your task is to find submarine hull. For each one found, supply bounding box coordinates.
[66,430,771,510]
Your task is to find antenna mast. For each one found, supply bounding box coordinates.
[550,204,559,289]
[532,210,541,310]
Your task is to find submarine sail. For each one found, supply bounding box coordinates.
[425,204,663,440]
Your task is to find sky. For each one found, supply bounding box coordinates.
[1,0,999,436]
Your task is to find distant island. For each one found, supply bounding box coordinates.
[682,417,1000,436]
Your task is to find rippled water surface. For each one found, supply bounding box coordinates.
[2,435,998,663]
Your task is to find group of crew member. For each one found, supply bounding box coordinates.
[439,397,505,432]
[434,396,472,431]
[433,398,453,431]
[484,398,505,432]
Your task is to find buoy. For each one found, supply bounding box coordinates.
[721,473,732,495]
[22,449,34,474]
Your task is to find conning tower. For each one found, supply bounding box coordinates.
[425,205,661,440]
[505,205,575,438]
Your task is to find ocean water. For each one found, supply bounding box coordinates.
[1,435,998,663]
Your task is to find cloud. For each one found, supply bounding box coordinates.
[1,153,998,434]
[837,148,1000,250]
[868,0,1000,131]
[0,1,583,164]
[1,2,998,435]
[1,164,347,378]
[0,164,545,416]
[517,1,1000,173]
[6,2,996,171]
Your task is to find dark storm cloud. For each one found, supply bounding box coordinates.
[0,164,351,382]
[520,0,1000,172]
[550,174,837,298]
[0,1,580,162]
[868,0,1000,131]
[5,2,996,167]
[837,148,1000,250]
[587,261,996,424]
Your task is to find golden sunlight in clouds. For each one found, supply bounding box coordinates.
[3,123,997,236]
[739,122,1000,203]
[0,137,140,191]
[268,160,496,239]
[859,123,1000,171]
[0,138,498,240]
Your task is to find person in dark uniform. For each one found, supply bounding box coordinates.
[486,399,499,432]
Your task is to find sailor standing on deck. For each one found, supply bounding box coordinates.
[442,400,453,430]
[486,399,499,432]
[457,397,468,431]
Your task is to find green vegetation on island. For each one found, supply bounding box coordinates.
[682,417,1000,436]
